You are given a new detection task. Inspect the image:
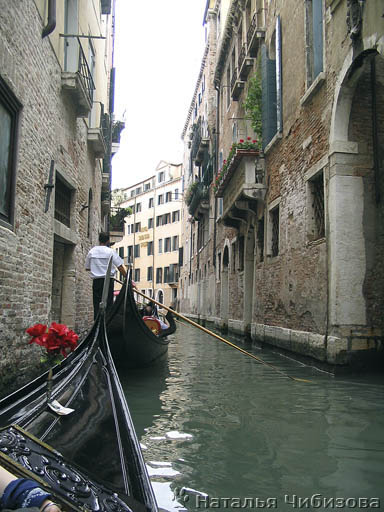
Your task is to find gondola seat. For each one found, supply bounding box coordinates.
[143,316,162,335]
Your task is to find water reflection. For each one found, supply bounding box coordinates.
[119,325,384,511]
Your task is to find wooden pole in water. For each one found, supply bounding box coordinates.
[133,288,312,383]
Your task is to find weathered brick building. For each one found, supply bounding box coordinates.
[0,0,118,393]
[180,0,384,367]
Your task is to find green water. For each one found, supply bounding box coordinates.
[119,324,384,511]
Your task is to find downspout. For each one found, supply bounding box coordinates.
[371,57,380,204]
[42,0,56,38]
[213,83,220,268]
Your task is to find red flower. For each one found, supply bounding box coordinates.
[26,324,47,337]
[247,137,251,140]
[27,322,78,359]
[252,140,257,143]
[239,139,244,143]
[223,160,227,164]
[49,322,69,337]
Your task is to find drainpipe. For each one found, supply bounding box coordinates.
[213,83,220,268]
[42,0,56,38]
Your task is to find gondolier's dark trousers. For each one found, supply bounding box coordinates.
[92,277,114,320]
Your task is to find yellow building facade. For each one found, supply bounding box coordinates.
[114,162,182,308]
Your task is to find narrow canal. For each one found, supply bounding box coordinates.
[119,323,384,511]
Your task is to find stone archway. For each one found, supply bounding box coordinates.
[220,245,230,328]
[329,48,384,339]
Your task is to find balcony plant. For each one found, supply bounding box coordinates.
[244,68,262,141]
[184,181,199,207]
[213,138,260,194]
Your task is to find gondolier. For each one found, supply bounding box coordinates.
[85,232,127,319]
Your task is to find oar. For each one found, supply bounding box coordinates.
[133,288,312,383]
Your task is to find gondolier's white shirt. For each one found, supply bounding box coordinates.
[85,246,124,279]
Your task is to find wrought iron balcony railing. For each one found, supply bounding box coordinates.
[77,38,95,106]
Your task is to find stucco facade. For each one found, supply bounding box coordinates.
[0,0,117,394]
[180,0,384,368]
[113,162,182,308]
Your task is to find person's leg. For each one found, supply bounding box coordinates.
[107,279,114,311]
[92,278,104,319]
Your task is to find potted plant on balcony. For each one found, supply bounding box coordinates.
[184,181,199,206]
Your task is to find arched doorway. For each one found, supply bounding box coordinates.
[220,245,230,329]
[329,49,384,336]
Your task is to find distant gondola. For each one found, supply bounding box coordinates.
[107,271,176,368]
[0,261,158,512]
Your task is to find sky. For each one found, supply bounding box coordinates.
[111,0,207,190]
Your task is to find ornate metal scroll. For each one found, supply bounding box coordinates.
[0,425,134,512]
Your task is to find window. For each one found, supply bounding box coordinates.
[147,241,153,256]
[158,194,164,205]
[158,171,165,183]
[166,191,172,202]
[164,237,171,252]
[158,239,163,253]
[55,176,72,227]
[231,241,236,272]
[238,236,245,271]
[305,0,323,87]
[134,268,140,282]
[118,247,124,259]
[135,187,142,195]
[174,189,179,200]
[164,266,170,283]
[149,197,154,208]
[308,172,325,240]
[164,213,170,224]
[257,217,264,263]
[134,244,140,258]
[148,217,153,229]
[87,188,92,238]
[172,210,180,222]
[172,236,179,251]
[144,182,150,191]
[134,222,141,233]
[169,263,179,283]
[156,267,163,284]
[261,16,282,147]
[147,266,153,281]
[127,245,133,263]
[226,66,231,109]
[130,190,135,197]
[126,224,131,235]
[269,205,280,257]
[136,202,141,213]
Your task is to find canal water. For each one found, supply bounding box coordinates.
[119,323,384,511]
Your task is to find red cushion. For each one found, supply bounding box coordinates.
[143,316,161,335]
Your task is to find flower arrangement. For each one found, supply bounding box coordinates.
[213,137,260,193]
[26,322,79,363]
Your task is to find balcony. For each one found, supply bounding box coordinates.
[186,182,210,220]
[230,67,245,101]
[246,13,265,58]
[190,118,210,165]
[87,103,108,157]
[61,37,95,117]
[238,43,254,80]
[215,147,266,229]
[111,120,125,157]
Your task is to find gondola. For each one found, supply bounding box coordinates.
[107,270,176,368]
[0,261,158,512]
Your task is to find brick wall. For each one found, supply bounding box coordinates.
[0,1,103,397]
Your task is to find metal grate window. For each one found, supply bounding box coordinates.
[271,207,279,257]
[54,178,72,227]
[312,173,325,239]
